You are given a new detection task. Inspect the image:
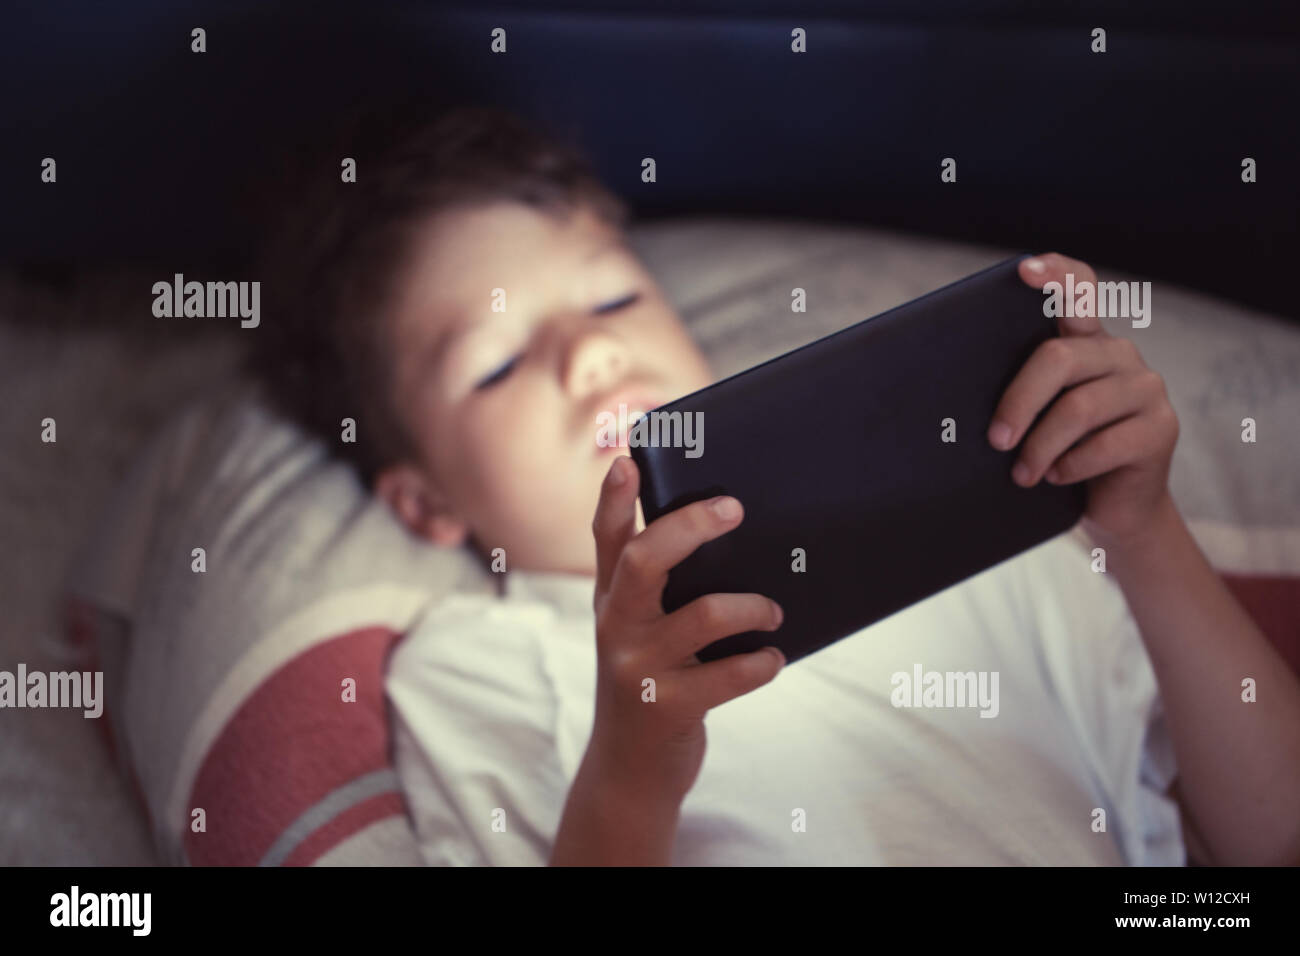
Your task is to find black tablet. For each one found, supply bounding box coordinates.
[629,254,1086,664]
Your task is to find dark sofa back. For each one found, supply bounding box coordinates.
[3,0,1296,316]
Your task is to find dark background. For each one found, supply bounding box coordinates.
[3,0,1297,316]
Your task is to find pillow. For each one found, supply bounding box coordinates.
[66,378,494,865]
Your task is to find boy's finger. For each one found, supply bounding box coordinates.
[592,456,639,597]
[1018,252,1103,337]
[1010,371,1153,486]
[987,335,1131,452]
[1019,252,1098,291]
[1041,411,1170,486]
[672,645,785,713]
[657,592,782,660]
[608,495,744,620]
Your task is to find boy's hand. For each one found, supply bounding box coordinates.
[989,252,1180,548]
[585,455,785,805]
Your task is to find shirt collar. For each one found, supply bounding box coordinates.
[504,568,596,620]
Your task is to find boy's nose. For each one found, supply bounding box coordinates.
[564,328,630,397]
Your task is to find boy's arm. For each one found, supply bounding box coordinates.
[549,751,683,866]
[995,252,1300,866]
[551,456,786,866]
[1095,493,1300,866]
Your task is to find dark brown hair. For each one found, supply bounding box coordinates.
[247,103,629,487]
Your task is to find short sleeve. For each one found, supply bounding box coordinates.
[386,592,570,866]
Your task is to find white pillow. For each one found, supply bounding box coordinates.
[68,378,493,865]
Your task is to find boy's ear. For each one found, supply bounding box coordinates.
[373,462,468,548]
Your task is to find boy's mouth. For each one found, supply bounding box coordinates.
[590,388,664,454]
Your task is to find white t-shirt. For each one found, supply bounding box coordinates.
[385,525,1185,866]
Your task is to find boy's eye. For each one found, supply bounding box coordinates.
[475,355,520,390]
[471,293,639,391]
[593,292,641,315]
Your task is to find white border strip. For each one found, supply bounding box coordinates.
[1185,519,1300,576]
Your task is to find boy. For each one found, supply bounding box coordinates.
[253,106,1300,866]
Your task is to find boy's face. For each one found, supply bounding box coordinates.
[375,200,714,575]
